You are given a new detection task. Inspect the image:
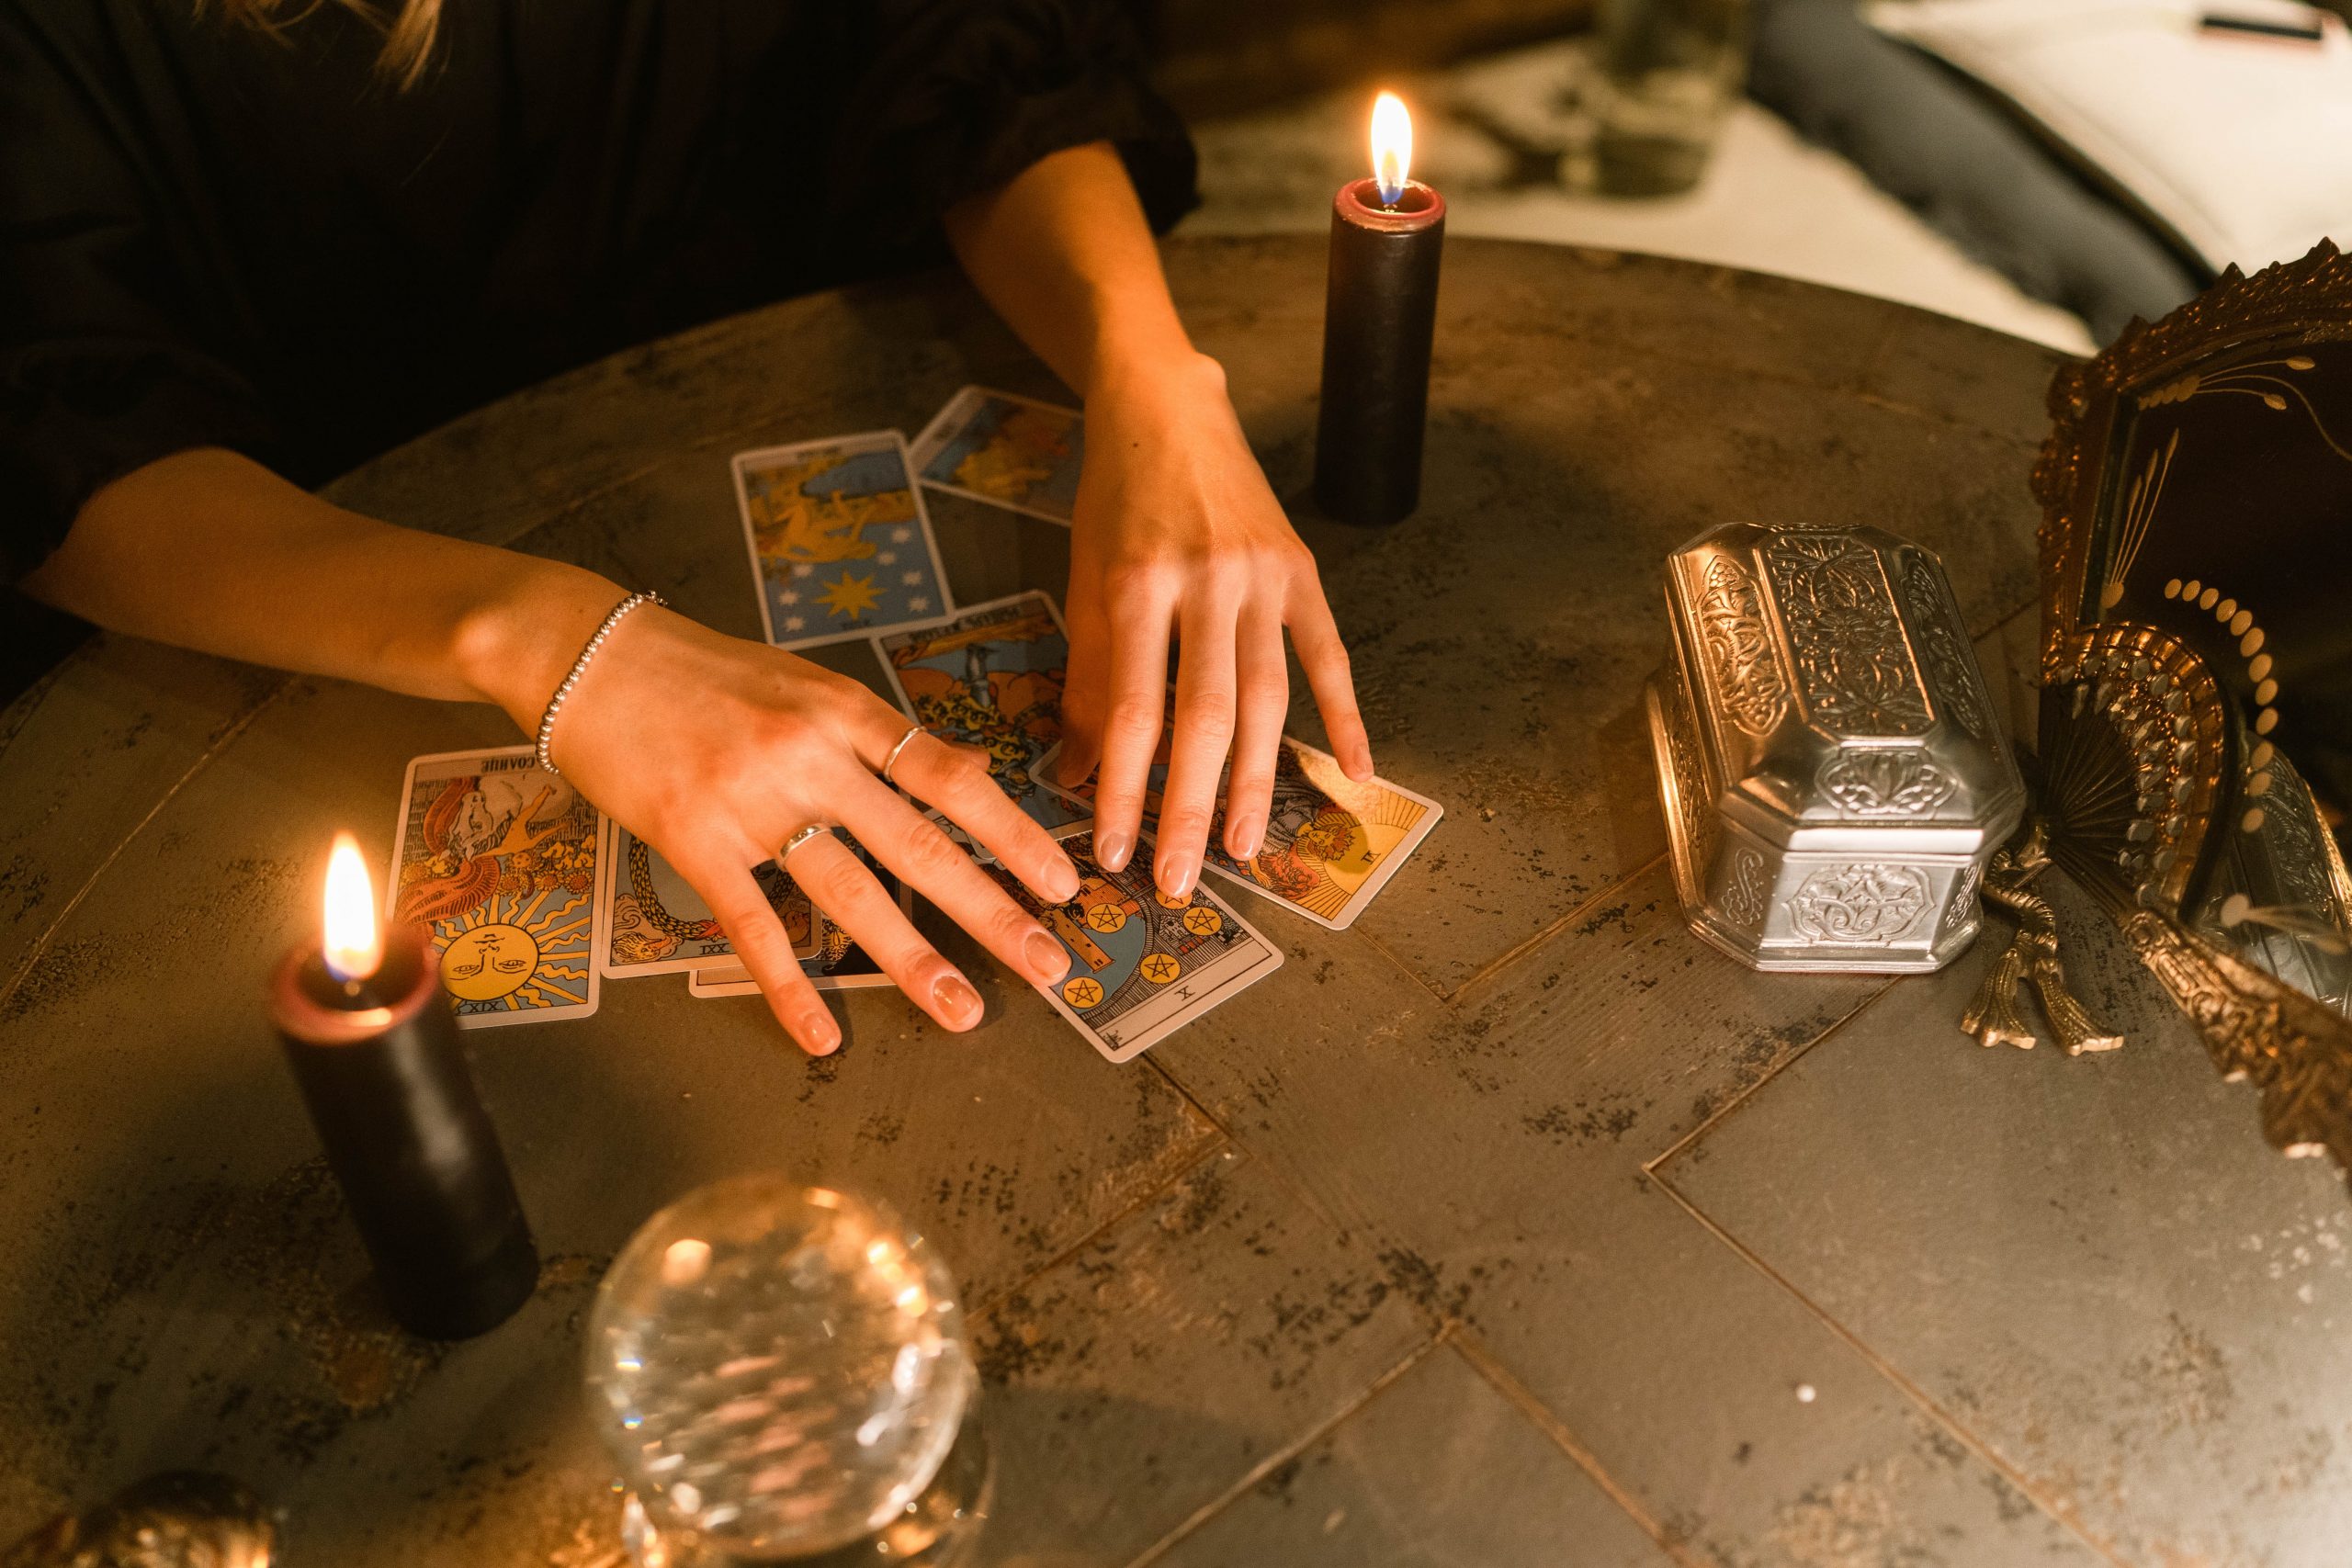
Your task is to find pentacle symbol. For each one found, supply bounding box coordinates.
[1085,899,1129,934]
[1182,906,1224,936]
[1154,889,1191,910]
[1062,976,1105,1009]
[1138,953,1182,986]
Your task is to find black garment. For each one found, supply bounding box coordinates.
[0,0,1195,592]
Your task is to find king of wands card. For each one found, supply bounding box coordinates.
[980,828,1283,1064]
[872,591,1089,832]
[388,747,608,1028]
[597,824,819,979]
[1035,729,1442,932]
[909,386,1085,525]
[733,430,955,650]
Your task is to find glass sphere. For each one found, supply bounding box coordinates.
[585,1176,974,1560]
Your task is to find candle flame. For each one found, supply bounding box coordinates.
[1370,91,1413,206]
[322,830,383,983]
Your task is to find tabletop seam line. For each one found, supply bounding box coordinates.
[1349,920,1463,1009]
[1122,1328,1451,1568]
[1143,1055,1352,1233]
[1444,852,1671,1006]
[1645,1168,2133,1568]
[966,1130,1231,1321]
[0,679,286,1017]
[1640,983,1894,1177]
[1448,1329,1710,1568]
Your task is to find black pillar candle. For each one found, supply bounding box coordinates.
[1314,175,1446,526]
[270,918,537,1339]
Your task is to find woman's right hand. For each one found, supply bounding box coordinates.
[544,605,1081,1055]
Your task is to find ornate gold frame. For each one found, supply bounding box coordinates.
[2031,239,2352,1170]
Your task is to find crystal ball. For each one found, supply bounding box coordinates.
[584,1176,974,1558]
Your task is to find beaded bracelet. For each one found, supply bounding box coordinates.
[534,590,664,776]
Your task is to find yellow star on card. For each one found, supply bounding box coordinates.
[817,571,883,619]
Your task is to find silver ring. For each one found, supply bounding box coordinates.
[780,824,832,860]
[878,725,925,788]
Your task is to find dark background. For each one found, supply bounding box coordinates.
[1144,0,1591,118]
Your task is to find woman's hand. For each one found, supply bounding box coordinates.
[548,607,1080,1055]
[1057,352,1373,899]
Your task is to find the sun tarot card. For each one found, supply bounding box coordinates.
[388,746,607,1028]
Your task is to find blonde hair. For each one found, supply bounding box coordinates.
[209,0,445,88]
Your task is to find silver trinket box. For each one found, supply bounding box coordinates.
[1647,523,2025,972]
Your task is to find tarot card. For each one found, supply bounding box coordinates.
[597,823,818,978]
[387,746,606,1029]
[872,591,1089,832]
[689,834,906,996]
[910,386,1084,525]
[733,430,954,649]
[980,827,1283,1064]
[1034,731,1443,931]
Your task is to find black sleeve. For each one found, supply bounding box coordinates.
[825,0,1198,251]
[0,5,275,586]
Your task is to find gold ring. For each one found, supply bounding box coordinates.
[879,724,925,788]
[780,824,831,859]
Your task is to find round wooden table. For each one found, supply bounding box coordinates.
[6,238,2346,1565]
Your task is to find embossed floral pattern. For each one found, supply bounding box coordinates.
[1898,556,1990,741]
[1696,555,1789,737]
[1764,533,1932,736]
[1815,748,1957,817]
[1718,844,1770,931]
[1944,861,1983,931]
[1787,863,1930,944]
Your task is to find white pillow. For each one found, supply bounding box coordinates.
[1868,0,2352,273]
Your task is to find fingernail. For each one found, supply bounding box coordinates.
[1229,817,1263,860]
[1023,929,1070,985]
[1096,829,1132,872]
[933,972,982,1026]
[1045,857,1080,901]
[1158,855,1196,900]
[797,1008,842,1055]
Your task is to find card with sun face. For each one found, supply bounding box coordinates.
[732,431,955,649]
[910,386,1085,525]
[871,591,1089,831]
[596,824,820,979]
[388,746,608,1029]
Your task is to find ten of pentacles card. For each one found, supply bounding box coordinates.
[596,822,819,979]
[688,833,907,997]
[978,827,1283,1064]
[909,385,1085,525]
[387,746,608,1028]
[871,591,1089,832]
[733,430,954,649]
[1034,730,1442,931]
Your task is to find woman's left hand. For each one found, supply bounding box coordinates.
[1056,351,1374,900]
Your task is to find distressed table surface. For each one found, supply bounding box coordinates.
[4,237,2345,1567]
